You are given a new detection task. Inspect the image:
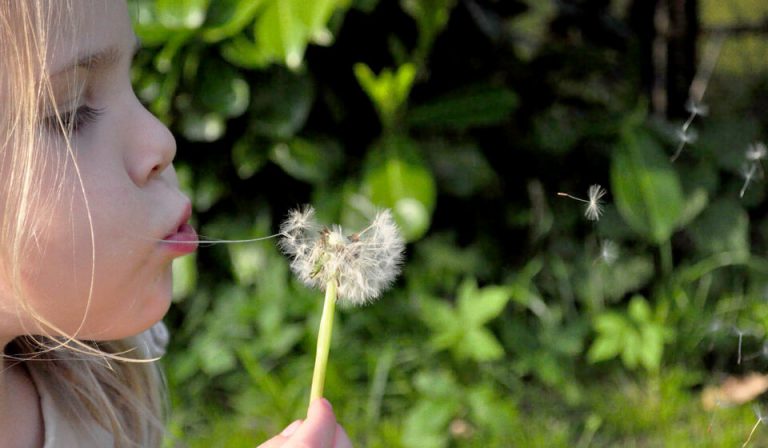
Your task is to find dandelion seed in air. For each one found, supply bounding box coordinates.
[279,205,405,406]
[557,184,607,221]
[743,404,768,447]
[740,163,758,198]
[685,99,709,117]
[746,142,767,163]
[676,127,698,145]
[599,239,619,264]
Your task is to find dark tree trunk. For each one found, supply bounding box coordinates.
[628,0,699,118]
[628,0,658,109]
[666,0,699,119]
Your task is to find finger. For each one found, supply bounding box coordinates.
[256,420,303,448]
[333,423,353,448]
[288,398,337,447]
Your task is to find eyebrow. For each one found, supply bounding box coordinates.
[51,37,142,78]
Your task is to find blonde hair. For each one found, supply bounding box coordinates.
[0,2,166,446]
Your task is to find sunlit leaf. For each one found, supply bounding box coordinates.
[156,0,210,30]
[362,135,436,241]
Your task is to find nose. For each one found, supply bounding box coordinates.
[125,97,177,186]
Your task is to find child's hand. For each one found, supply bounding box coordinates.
[258,399,353,448]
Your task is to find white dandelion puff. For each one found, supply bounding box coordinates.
[279,206,405,306]
[279,205,406,405]
[557,184,607,221]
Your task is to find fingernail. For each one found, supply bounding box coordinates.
[281,420,302,437]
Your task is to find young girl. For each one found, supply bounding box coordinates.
[0,1,351,446]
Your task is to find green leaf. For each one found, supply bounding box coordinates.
[296,0,348,42]
[620,332,642,369]
[156,0,210,30]
[217,0,346,68]
[457,327,505,362]
[408,85,518,130]
[354,63,417,128]
[231,134,268,179]
[198,62,250,118]
[593,312,627,334]
[254,0,306,69]
[402,401,453,448]
[688,198,750,260]
[228,244,268,286]
[202,0,267,42]
[458,280,511,326]
[579,255,654,304]
[628,295,652,323]
[587,333,623,363]
[269,138,342,184]
[611,128,684,244]
[419,297,459,332]
[249,69,314,139]
[197,335,236,376]
[639,325,665,372]
[676,188,709,229]
[362,135,436,241]
[179,111,226,142]
[130,1,176,46]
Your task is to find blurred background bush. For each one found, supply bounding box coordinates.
[129,0,768,446]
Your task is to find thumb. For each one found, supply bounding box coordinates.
[286,398,337,447]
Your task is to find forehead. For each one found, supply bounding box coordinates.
[45,0,133,73]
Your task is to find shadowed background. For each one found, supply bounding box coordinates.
[128,0,768,446]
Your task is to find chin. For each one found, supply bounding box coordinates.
[80,269,174,341]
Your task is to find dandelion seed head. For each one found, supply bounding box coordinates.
[585,184,607,221]
[279,206,405,306]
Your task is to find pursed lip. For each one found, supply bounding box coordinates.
[160,201,198,254]
[163,201,193,240]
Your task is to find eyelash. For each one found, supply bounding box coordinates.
[44,105,104,135]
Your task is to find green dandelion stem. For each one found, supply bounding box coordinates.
[310,277,338,406]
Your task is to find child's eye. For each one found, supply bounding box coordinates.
[43,105,104,135]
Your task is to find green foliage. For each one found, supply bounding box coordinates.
[354,63,417,129]
[588,295,673,373]
[127,0,768,446]
[611,127,685,245]
[420,278,511,362]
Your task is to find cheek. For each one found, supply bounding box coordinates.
[17,176,172,340]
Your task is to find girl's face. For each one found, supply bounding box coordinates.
[2,0,193,341]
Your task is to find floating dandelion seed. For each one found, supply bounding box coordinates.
[676,127,698,145]
[599,239,619,264]
[279,205,405,405]
[746,142,767,163]
[743,404,768,447]
[685,99,709,117]
[557,184,607,221]
[740,163,758,198]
